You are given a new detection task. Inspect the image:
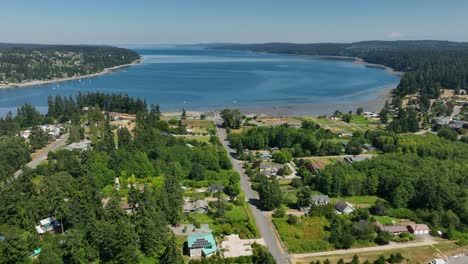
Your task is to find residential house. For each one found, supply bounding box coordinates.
[108,112,120,121]
[375,222,409,235]
[208,184,224,193]
[335,201,355,214]
[408,224,430,235]
[30,248,42,259]
[188,233,217,257]
[20,129,32,139]
[299,194,330,212]
[339,132,353,137]
[120,202,139,214]
[312,195,330,206]
[344,155,371,164]
[259,151,272,159]
[449,120,467,130]
[183,198,209,214]
[35,217,60,234]
[259,164,283,177]
[65,139,92,151]
[363,143,376,151]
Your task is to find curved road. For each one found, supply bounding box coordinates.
[10,133,69,183]
[216,125,290,263]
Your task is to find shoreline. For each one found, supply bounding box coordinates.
[312,55,404,77]
[0,58,142,90]
[226,48,405,77]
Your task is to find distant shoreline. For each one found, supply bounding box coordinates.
[240,49,404,78]
[311,55,404,77]
[0,58,141,90]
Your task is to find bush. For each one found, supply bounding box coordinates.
[387,208,418,220]
[273,208,286,218]
[374,231,391,245]
[287,214,299,225]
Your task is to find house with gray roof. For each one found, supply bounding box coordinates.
[335,201,355,214]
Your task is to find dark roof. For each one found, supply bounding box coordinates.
[312,195,330,203]
[208,184,224,192]
[335,201,350,212]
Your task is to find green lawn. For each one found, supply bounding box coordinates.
[374,215,399,225]
[273,216,331,253]
[225,205,249,222]
[330,195,381,207]
[351,115,379,124]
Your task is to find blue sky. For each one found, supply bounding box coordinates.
[1,0,467,44]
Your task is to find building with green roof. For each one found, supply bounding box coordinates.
[187,233,217,257]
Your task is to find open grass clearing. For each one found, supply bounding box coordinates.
[273,216,331,253]
[374,215,400,225]
[330,195,382,208]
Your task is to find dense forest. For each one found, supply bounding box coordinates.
[0,93,278,263]
[0,44,140,83]
[215,41,468,98]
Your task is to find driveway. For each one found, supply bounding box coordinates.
[216,124,291,263]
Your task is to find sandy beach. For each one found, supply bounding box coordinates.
[207,85,396,117]
[0,58,141,90]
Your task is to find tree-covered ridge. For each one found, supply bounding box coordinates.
[214,40,468,97]
[0,44,140,83]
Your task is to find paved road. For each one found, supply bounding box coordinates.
[216,125,290,264]
[292,239,438,260]
[10,133,69,183]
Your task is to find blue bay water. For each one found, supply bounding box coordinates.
[0,47,399,116]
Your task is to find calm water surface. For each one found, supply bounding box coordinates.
[0,47,399,116]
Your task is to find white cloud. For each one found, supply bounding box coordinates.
[388,32,403,38]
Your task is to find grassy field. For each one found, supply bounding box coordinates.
[350,115,379,124]
[293,241,468,264]
[304,116,381,133]
[330,195,382,208]
[273,216,331,253]
[374,215,399,225]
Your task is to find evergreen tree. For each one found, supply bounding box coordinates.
[162,172,183,225]
[117,127,132,148]
[160,234,184,264]
[48,95,56,117]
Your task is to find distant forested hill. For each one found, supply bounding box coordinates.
[0,44,140,84]
[214,41,468,98]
